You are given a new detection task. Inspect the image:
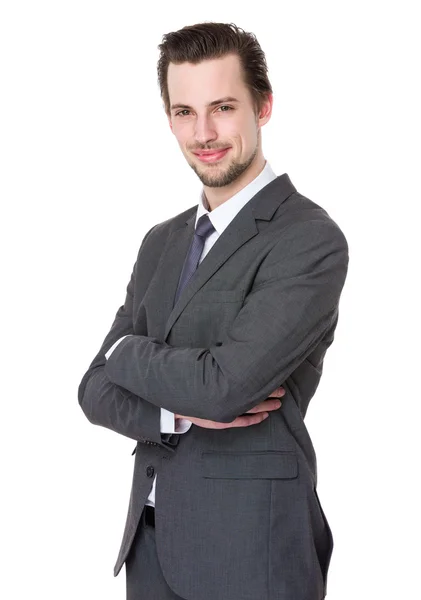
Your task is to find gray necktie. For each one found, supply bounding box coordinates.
[173,213,216,306]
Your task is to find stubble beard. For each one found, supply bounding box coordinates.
[189,144,258,188]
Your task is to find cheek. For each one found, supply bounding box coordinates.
[227,119,255,149]
[242,118,258,143]
[172,123,191,143]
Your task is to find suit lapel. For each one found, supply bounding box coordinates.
[163,203,259,342]
[160,173,296,343]
[144,218,195,341]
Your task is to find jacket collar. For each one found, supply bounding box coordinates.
[160,173,297,342]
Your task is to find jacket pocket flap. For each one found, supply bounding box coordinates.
[201,451,298,479]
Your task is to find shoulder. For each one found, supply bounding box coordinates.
[143,203,197,243]
[273,189,349,253]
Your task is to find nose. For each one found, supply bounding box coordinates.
[194,114,217,146]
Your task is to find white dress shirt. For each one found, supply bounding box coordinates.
[105,160,277,506]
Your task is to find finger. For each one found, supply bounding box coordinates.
[268,387,286,398]
[229,412,269,427]
[246,399,282,413]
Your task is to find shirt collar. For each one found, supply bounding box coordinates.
[195,160,277,235]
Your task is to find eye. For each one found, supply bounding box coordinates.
[175,109,190,117]
[175,105,234,117]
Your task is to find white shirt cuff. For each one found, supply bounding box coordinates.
[105,334,132,360]
[175,418,193,433]
[160,408,192,434]
[160,408,177,433]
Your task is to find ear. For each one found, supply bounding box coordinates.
[257,93,273,128]
[167,113,173,133]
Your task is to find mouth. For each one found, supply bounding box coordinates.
[193,147,231,163]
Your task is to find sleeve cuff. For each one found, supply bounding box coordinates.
[160,409,192,434]
[160,408,177,433]
[105,335,132,360]
[175,418,193,433]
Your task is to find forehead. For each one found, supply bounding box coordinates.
[167,54,248,107]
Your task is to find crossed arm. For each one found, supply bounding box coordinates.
[78,219,348,433]
[103,337,191,433]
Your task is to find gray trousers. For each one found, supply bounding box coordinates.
[125,506,184,600]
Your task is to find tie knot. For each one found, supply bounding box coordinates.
[195,214,215,239]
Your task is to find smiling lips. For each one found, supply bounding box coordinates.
[193,148,231,163]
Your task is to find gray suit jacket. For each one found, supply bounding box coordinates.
[78,173,349,600]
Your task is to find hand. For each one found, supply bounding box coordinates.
[175,385,285,430]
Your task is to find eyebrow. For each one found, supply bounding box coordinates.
[170,96,240,112]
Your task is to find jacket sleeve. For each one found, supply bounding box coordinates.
[77,224,180,449]
[104,338,191,433]
[104,219,349,423]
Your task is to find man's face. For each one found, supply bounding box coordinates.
[167,54,271,188]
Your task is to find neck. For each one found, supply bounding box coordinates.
[204,153,266,211]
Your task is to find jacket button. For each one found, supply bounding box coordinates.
[146,465,155,478]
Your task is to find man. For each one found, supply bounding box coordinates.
[78,21,349,600]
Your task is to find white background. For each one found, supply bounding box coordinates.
[1,1,420,598]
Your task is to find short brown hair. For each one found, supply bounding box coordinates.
[157,22,273,117]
